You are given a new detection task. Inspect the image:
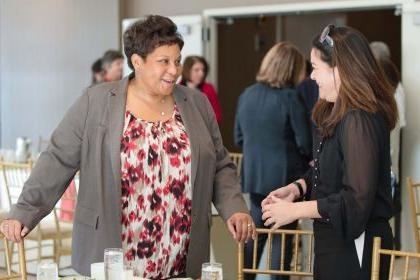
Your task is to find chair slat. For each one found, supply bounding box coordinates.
[371,237,420,280]
[238,228,314,277]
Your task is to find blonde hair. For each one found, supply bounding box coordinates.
[256,42,305,88]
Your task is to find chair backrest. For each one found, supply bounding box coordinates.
[0,160,67,235]
[238,228,314,279]
[229,152,243,178]
[407,177,420,253]
[0,161,33,208]
[0,233,27,280]
[371,236,420,280]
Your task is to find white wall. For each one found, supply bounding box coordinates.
[120,0,339,18]
[0,0,120,150]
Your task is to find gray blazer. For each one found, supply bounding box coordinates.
[7,75,248,277]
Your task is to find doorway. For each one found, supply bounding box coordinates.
[214,8,401,152]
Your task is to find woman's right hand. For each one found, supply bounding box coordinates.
[0,219,29,242]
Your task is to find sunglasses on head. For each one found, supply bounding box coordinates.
[319,24,335,49]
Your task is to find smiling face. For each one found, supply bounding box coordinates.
[131,44,182,96]
[310,48,341,103]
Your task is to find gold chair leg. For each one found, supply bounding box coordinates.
[9,241,15,266]
[37,238,42,263]
[238,242,244,280]
[54,239,61,267]
[18,241,27,280]
[4,239,12,276]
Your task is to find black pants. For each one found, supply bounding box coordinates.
[313,221,392,280]
[244,193,297,280]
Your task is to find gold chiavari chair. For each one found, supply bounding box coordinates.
[0,233,27,280]
[0,211,8,268]
[407,177,420,253]
[371,237,420,280]
[238,228,314,279]
[229,152,243,178]
[0,211,7,224]
[0,161,72,265]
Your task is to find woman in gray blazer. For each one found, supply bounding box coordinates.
[0,15,255,279]
[235,42,311,280]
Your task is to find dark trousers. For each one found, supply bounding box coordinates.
[244,193,297,280]
[313,221,392,280]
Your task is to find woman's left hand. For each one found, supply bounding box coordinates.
[226,213,256,243]
[262,196,298,230]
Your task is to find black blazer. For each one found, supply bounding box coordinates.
[234,82,311,195]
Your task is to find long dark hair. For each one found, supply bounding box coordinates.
[378,58,400,90]
[311,26,398,137]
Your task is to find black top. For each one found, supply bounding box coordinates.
[304,109,393,240]
[235,82,312,195]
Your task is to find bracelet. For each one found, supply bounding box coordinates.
[292,181,304,198]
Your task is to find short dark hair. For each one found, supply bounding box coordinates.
[123,15,184,70]
[91,58,103,73]
[181,56,209,83]
[102,50,124,67]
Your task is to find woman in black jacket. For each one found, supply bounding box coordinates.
[262,25,398,280]
[235,41,312,279]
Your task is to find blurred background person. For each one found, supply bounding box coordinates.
[297,60,320,156]
[235,42,311,280]
[102,49,124,82]
[180,55,222,124]
[370,41,406,180]
[297,60,319,121]
[91,58,104,85]
[370,41,406,250]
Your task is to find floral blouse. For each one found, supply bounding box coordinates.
[120,105,192,279]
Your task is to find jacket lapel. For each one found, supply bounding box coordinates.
[173,86,200,191]
[108,75,130,193]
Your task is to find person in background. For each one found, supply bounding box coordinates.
[102,49,124,82]
[370,41,406,250]
[262,25,397,280]
[91,58,104,85]
[297,60,320,155]
[298,60,319,119]
[0,15,255,279]
[180,56,222,124]
[370,41,406,182]
[235,42,311,280]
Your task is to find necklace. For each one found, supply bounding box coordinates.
[129,81,170,118]
[160,97,166,116]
